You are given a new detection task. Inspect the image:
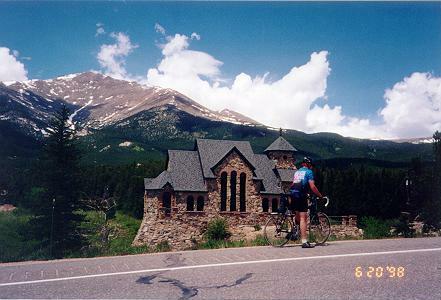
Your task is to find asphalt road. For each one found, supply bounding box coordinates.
[1,237,440,299]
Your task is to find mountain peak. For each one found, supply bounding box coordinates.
[1,72,260,137]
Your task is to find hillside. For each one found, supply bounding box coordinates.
[80,105,433,165]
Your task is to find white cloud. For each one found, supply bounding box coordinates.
[91,25,440,139]
[144,31,441,139]
[95,23,106,36]
[0,47,28,82]
[191,32,201,40]
[380,72,441,138]
[97,32,137,80]
[146,33,330,131]
[154,23,166,35]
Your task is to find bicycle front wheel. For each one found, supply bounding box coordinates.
[308,212,331,245]
[264,214,293,247]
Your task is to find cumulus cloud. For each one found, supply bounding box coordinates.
[97,32,137,80]
[92,25,439,139]
[146,33,330,131]
[144,31,441,139]
[0,47,28,82]
[380,72,441,138]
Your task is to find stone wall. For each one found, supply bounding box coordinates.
[330,215,363,239]
[133,151,277,250]
[267,151,296,169]
[133,149,362,250]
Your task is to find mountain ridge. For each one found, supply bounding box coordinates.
[0,72,434,166]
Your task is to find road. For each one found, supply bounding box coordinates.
[1,237,440,299]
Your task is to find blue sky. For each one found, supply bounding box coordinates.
[0,1,440,139]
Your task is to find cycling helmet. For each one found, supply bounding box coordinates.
[303,156,313,166]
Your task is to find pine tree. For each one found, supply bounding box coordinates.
[422,131,441,230]
[30,105,83,257]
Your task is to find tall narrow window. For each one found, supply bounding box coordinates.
[197,196,204,211]
[220,172,227,211]
[230,171,237,211]
[186,195,194,211]
[162,192,171,216]
[239,173,246,212]
[272,198,278,213]
[262,198,269,212]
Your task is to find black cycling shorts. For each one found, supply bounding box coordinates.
[291,195,308,212]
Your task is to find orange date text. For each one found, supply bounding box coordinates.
[354,266,405,278]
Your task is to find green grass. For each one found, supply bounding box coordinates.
[198,239,246,249]
[81,211,149,257]
[0,210,48,262]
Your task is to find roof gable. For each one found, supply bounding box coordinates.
[196,139,258,179]
[145,150,207,192]
[254,154,283,195]
[264,136,298,152]
[210,146,256,174]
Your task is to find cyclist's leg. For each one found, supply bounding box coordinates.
[295,195,314,248]
[298,211,307,241]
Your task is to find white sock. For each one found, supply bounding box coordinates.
[302,239,307,244]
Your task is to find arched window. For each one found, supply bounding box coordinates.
[262,198,269,212]
[186,195,194,211]
[272,198,279,213]
[220,172,227,211]
[197,196,204,211]
[230,171,237,211]
[162,192,171,216]
[239,173,246,212]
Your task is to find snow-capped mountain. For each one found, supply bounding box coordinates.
[1,72,259,137]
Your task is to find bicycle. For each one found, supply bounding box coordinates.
[263,193,331,247]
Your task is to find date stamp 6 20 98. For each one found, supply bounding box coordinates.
[355,266,405,279]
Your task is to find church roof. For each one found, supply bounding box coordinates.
[264,136,298,152]
[195,139,259,179]
[276,168,296,182]
[254,154,283,194]
[145,138,293,195]
[145,150,207,192]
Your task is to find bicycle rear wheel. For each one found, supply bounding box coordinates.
[264,214,293,247]
[308,212,331,245]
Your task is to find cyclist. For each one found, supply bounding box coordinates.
[290,156,324,248]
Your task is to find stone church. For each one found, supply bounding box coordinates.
[133,136,299,250]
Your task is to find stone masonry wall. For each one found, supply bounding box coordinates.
[133,151,275,250]
[133,151,361,250]
[267,152,296,169]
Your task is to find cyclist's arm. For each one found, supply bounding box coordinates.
[308,180,323,198]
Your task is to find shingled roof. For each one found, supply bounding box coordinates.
[254,154,283,194]
[145,150,207,192]
[145,138,294,195]
[264,136,298,153]
[276,168,296,183]
[195,139,259,179]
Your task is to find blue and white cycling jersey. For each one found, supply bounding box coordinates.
[291,167,314,197]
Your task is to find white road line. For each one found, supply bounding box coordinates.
[1,247,440,287]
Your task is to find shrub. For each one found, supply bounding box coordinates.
[253,224,262,231]
[155,240,171,252]
[250,234,267,246]
[0,210,44,262]
[359,216,391,239]
[198,239,245,249]
[205,218,230,240]
[392,216,415,238]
